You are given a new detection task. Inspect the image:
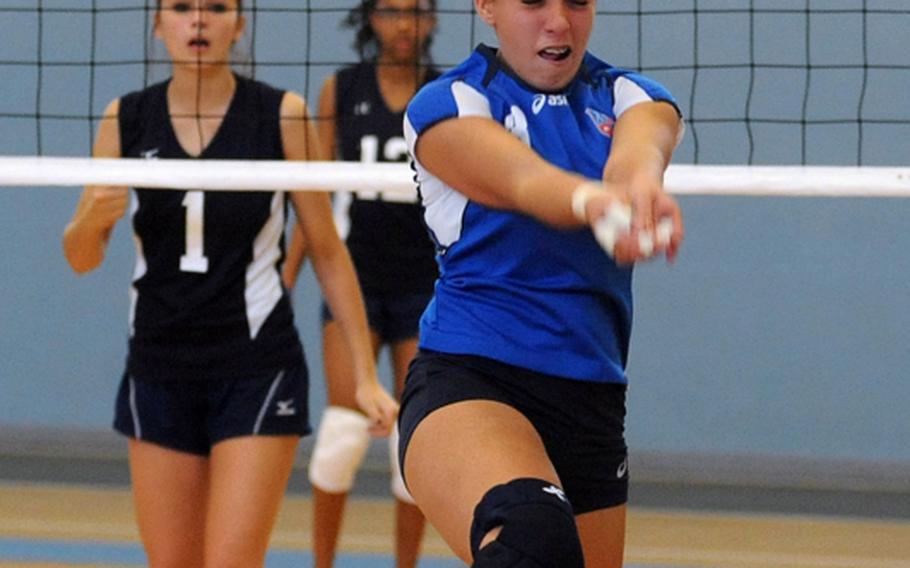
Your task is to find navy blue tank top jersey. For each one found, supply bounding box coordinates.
[405,45,680,384]
[118,75,304,381]
[332,62,440,294]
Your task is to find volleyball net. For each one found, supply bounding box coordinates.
[0,1,908,195]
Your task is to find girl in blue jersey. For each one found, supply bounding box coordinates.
[62,2,397,566]
[282,2,436,567]
[398,1,685,567]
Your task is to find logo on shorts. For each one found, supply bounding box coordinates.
[276,399,297,416]
[141,147,159,159]
[542,485,567,503]
[616,457,629,479]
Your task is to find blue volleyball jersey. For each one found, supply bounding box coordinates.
[404,45,679,384]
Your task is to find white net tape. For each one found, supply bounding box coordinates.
[0,157,908,198]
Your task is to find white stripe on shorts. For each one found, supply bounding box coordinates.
[128,377,142,439]
[253,370,285,435]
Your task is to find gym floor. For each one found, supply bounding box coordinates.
[2,454,909,568]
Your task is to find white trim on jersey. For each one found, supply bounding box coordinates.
[612,76,653,118]
[404,81,492,250]
[129,190,147,338]
[613,76,686,146]
[332,190,354,240]
[245,192,285,340]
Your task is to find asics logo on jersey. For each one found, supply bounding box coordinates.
[276,399,297,416]
[141,147,159,159]
[532,93,569,115]
[542,485,568,503]
[504,105,531,146]
[585,108,615,137]
[616,457,628,479]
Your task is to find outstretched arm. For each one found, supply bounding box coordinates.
[603,101,684,262]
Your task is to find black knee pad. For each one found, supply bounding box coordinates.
[470,478,584,568]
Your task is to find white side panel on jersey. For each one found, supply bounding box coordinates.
[613,76,686,146]
[404,81,491,250]
[128,190,147,337]
[245,192,285,340]
[332,190,353,240]
[612,76,653,118]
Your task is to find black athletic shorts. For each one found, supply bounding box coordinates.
[321,290,432,343]
[113,363,311,456]
[398,350,629,514]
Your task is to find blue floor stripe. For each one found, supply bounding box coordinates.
[0,537,675,567]
[0,537,462,567]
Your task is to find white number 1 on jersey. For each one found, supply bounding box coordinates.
[180,191,209,273]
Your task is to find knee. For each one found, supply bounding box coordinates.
[470,478,584,568]
[307,406,371,493]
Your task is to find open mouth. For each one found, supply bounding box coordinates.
[188,38,210,48]
[539,47,571,61]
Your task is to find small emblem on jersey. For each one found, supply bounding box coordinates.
[276,399,297,417]
[353,101,371,116]
[504,105,531,146]
[616,457,629,479]
[532,93,569,115]
[585,108,615,137]
[542,485,568,503]
[140,147,160,159]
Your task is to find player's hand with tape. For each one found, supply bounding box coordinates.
[572,175,683,264]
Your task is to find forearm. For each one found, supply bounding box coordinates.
[603,102,680,185]
[310,245,377,385]
[282,223,307,289]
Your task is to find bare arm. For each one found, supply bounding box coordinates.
[603,101,684,262]
[281,76,338,290]
[62,99,129,273]
[280,91,397,433]
[413,100,683,263]
[414,116,593,228]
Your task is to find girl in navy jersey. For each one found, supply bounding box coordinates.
[62,2,397,566]
[282,1,436,566]
[398,1,685,567]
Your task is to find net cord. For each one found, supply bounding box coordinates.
[0,157,908,198]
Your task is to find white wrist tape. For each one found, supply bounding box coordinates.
[593,202,632,257]
[571,182,605,223]
[638,217,675,257]
[308,406,371,493]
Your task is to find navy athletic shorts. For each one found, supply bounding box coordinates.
[321,290,432,343]
[398,350,629,514]
[113,363,311,456]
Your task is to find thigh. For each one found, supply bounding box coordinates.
[404,399,559,563]
[576,504,627,568]
[204,435,300,567]
[128,438,208,568]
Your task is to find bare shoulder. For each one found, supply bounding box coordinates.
[280,90,310,119]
